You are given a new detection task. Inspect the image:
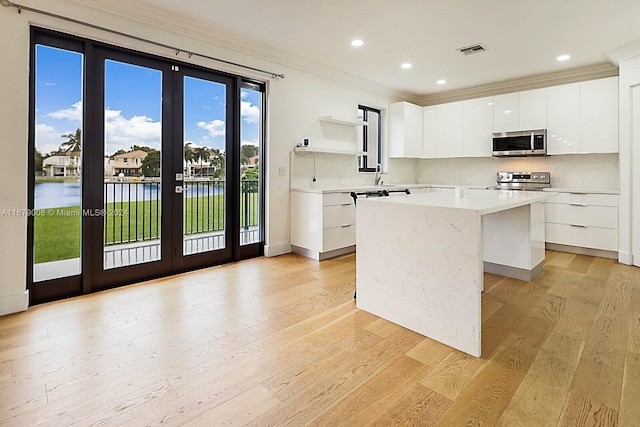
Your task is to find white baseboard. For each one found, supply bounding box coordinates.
[264,242,292,257]
[0,290,29,317]
[545,243,618,260]
[618,251,633,266]
[290,245,356,261]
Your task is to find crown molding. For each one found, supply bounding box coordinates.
[606,38,640,65]
[56,0,416,103]
[418,63,619,106]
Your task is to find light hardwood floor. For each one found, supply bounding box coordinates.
[1,251,639,426]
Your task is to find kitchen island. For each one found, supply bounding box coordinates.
[355,189,554,357]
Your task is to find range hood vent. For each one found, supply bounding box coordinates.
[458,44,487,55]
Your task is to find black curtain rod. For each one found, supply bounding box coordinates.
[0,0,285,79]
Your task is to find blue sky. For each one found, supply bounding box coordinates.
[35,44,261,156]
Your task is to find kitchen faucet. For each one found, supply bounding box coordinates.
[375,163,382,185]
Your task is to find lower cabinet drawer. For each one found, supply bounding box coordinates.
[323,204,356,229]
[323,192,354,206]
[545,203,617,229]
[547,192,618,207]
[323,224,356,252]
[545,223,618,251]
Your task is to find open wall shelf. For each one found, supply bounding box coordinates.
[319,115,363,126]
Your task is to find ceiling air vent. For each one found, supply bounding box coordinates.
[457,44,487,55]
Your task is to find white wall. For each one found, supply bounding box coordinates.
[0,1,404,314]
[615,51,640,265]
[266,67,400,254]
[290,154,417,189]
[416,154,619,189]
[0,5,30,315]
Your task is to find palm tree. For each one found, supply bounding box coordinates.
[210,149,225,179]
[194,146,211,176]
[59,128,81,153]
[184,142,196,176]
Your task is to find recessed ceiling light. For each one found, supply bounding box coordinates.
[504,110,511,114]
[351,39,364,47]
[436,79,446,85]
[488,102,494,106]
[556,54,571,61]
[401,63,412,69]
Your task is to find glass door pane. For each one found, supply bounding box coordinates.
[103,60,163,269]
[182,76,228,256]
[33,45,84,282]
[239,86,262,245]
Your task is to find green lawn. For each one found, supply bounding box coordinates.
[33,206,82,265]
[34,193,258,264]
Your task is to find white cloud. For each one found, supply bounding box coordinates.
[197,119,225,137]
[35,123,67,154]
[47,101,82,124]
[38,101,162,154]
[104,109,161,153]
[241,101,259,124]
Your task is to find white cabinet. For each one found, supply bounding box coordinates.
[548,78,618,155]
[547,83,581,154]
[437,101,464,158]
[290,191,356,259]
[463,97,493,157]
[494,90,546,133]
[389,101,423,158]
[389,77,617,160]
[422,106,438,158]
[545,192,618,252]
[493,93,519,132]
[580,77,618,153]
[518,88,547,130]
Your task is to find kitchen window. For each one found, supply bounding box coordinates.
[358,105,381,172]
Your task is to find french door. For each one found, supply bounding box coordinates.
[28,29,264,303]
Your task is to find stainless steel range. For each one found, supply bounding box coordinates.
[494,171,551,191]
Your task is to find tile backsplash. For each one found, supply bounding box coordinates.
[290,152,416,189]
[416,153,619,189]
[290,152,619,190]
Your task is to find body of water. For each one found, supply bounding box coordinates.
[35,182,82,209]
[34,181,226,209]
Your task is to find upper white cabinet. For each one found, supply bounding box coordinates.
[493,93,519,132]
[547,82,581,155]
[518,88,547,130]
[388,77,618,160]
[580,77,618,154]
[389,101,423,158]
[463,97,493,157]
[437,101,464,158]
[422,106,438,158]
[493,89,546,132]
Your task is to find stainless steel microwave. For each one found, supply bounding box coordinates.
[492,129,547,157]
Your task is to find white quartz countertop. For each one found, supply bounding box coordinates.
[357,189,554,216]
[291,184,492,194]
[542,187,619,195]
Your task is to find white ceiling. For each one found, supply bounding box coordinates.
[126,0,640,96]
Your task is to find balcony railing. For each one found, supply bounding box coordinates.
[103,179,259,246]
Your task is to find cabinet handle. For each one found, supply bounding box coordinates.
[341,224,352,228]
[569,224,587,228]
[341,203,352,206]
[569,203,587,207]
